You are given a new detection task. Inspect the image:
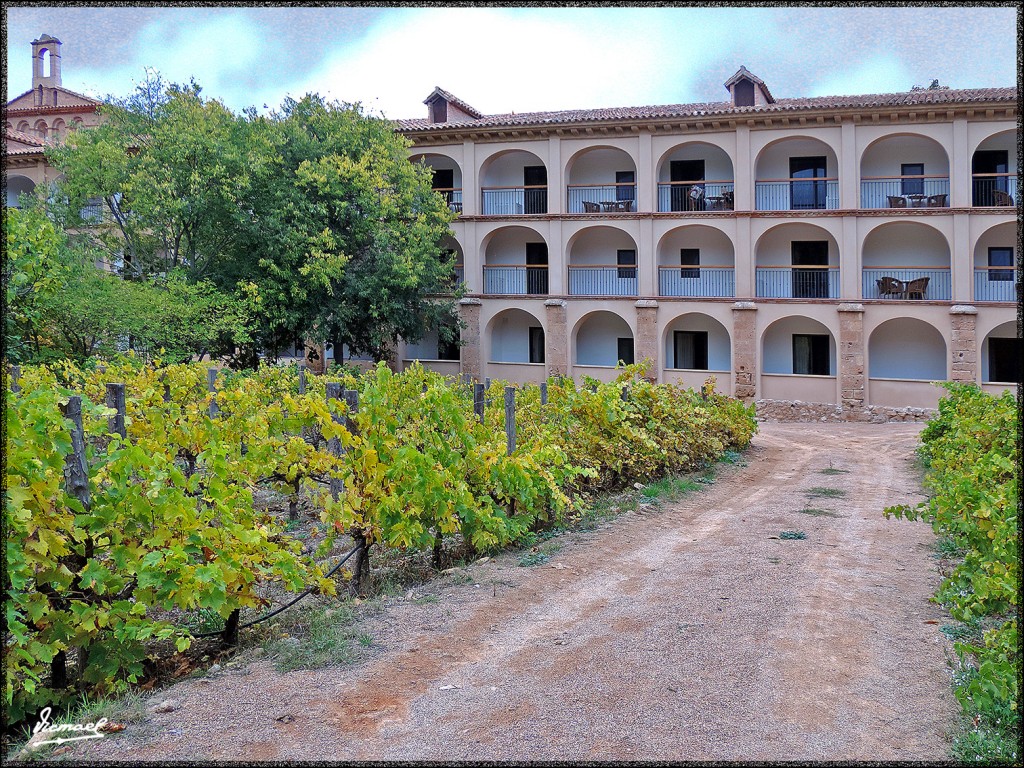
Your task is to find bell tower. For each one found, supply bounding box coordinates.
[32,34,63,90]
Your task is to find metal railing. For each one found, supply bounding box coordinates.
[658,267,735,297]
[433,187,463,214]
[482,265,549,295]
[972,174,1017,207]
[974,267,1018,302]
[860,176,950,209]
[754,179,840,211]
[567,266,638,296]
[481,186,548,215]
[862,268,952,300]
[755,267,840,298]
[567,183,636,213]
[657,181,734,212]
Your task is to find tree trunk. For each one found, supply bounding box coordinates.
[221,608,240,649]
[349,533,371,597]
[432,531,443,570]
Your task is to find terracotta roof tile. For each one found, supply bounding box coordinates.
[424,86,483,119]
[5,127,45,146]
[396,86,1016,131]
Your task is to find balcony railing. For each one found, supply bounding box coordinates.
[433,187,463,214]
[974,267,1018,302]
[657,181,734,212]
[755,267,840,299]
[482,265,548,295]
[862,268,952,301]
[658,266,735,297]
[755,179,839,211]
[860,176,950,209]
[972,174,1017,207]
[568,265,638,296]
[567,183,636,213]
[481,186,548,215]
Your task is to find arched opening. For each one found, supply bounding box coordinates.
[868,317,947,408]
[663,313,731,392]
[40,48,51,78]
[573,311,634,376]
[16,121,30,133]
[656,141,735,212]
[479,150,547,215]
[6,176,36,208]
[50,118,66,140]
[859,133,950,209]
[754,223,840,299]
[657,225,736,297]
[861,221,952,300]
[481,226,548,296]
[761,316,837,402]
[973,222,1017,302]
[411,152,463,214]
[401,319,462,375]
[567,226,638,296]
[981,321,1020,386]
[565,146,637,213]
[484,309,547,384]
[34,120,48,140]
[971,130,1016,207]
[754,137,839,211]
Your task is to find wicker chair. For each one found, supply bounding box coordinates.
[721,190,735,210]
[582,201,601,213]
[904,276,930,300]
[926,194,947,208]
[993,190,1015,206]
[876,276,905,299]
[887,195,907,208]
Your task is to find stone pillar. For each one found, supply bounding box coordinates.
[949,305,978,383]
[459,297,483,379]
[837,303,867,419]
[634,300,659,381]
[544,299,569,378]
[731,301,757,400]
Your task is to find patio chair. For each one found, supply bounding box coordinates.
[720,190,735,210]
[876,276,905,299]
[992,190,1015,206]
[688,186,705,211]
[904,276,930,300]
[582,201,601,213]
[926,194,947,207]
[887,195,907,208]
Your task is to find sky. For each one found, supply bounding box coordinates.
[4,5,1019,120]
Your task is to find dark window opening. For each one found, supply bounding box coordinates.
[430,99,447,124]
[523,165,548,214]
[791,241,830,298]
[972,150,1008,206]
[617,337,635,366]
[680,248,700,279]
[988,337,1021,384]
[616,170,635,201]
[526,242,548,294]
[674,331,709,370]
[734,79,755,107]
[529,326,545,364]
[670,159,705,212]
[901,163,924,196]
[789,156,827,210]
[617,249,637,280]
[793,334,830,376]
[437,332,460,361]
[988,247,1014,282]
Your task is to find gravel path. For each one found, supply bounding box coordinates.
[59,421,959,762]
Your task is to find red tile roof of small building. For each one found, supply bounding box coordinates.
[423,86,483,119]
[396,86,1017,131]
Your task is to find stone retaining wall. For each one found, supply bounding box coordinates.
[755,399,936,424]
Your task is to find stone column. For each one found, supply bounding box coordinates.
[544,299,569,378]
[949,305,978,383]
[731,301,757,400]
[837,303,867,419]
[634,300,659,381]
[458,297,483,379]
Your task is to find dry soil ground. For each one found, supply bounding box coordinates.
[54,421,959,762]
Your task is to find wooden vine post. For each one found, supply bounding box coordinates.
[504,386,516,455]
[207,368,219,418]
[105,383,127,439]
[9,364,21,393]
[540,381,548,406]
[343,389,369,596]
[473,383,485,424]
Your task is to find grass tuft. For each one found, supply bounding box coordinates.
[779,530,807,540]
[263,604,360,672]
[806,486,846,499]
[795,507,842,518]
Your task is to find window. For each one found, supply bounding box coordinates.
[789,156,827,210]
[674,331,709,370]
[793,334,830,376]
[529,326,545,364]
[680,248,700,279]
[617,337,635,366]
[617,249,637,280]
[437,333,460,361]
[734,79,755,107]
[988,337,1021,383]
[616,171,635,202]
[988,247,1014,282]
[901,163,924,196]
[430,99,447,124]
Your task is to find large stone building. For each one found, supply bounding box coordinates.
[393,69,1019,416]
[4,34,103,207]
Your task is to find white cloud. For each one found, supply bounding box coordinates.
[809,54,916,98]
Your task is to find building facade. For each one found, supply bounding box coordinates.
[4,35,104,208]
[395,70,1019,415]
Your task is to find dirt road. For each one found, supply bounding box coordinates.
[61,421,959,762]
